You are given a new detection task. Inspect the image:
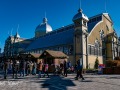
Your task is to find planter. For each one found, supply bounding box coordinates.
[103,67,113,74]
[113,67,120,74]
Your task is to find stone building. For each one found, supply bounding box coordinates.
[4,32,33,57]
[4,8,120,69]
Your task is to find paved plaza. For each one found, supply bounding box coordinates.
[0,73,120,90]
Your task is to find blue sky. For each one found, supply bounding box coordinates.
[0,0,120,52]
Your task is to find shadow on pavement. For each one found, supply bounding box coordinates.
[95,80,120,87]
[39,75,76,90]
[80,80,93,82]
[106,77,120,79]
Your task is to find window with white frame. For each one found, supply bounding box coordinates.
[88,45,91,55]
[91,46,94,55]
[99,30,104,40]
[95,39,100,56]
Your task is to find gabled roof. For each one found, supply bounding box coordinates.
[30,53,41,58]
[19,53,41,59]
[88,13,113,32]
[88,13,103,32]
[40,50,68,58]
[103,13,113,24]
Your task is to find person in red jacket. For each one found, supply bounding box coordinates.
[43,63,49,78]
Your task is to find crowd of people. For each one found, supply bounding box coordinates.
[1,59,85,80]
[3,59,37,79]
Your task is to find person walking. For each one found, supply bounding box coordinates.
[60,63,64,76]
[15,60,19,79]
[75,60,85,80]
[12,60,16,78]
[54,65,59,76]
[32,61,37,75]
[63,60,68,77]
[29,61,33,75]
[8,60,12,74]
[68,61,72,69]
[4,60,8,79]
[43,63,49,78]
[19,60,26,77]
[67,61,72,73]
[26,61,30,76]
[38,61,43,78]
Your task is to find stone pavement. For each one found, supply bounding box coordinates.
[0,73,120,90]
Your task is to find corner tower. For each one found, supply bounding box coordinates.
[72,9,89,68]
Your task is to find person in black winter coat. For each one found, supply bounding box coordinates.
[75,60,84,80]
[63,60,68,77]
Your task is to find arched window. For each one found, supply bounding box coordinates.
[88,45,91,55]
[91,46,94,55]
[95,39,100,56]
[99,30,104,40]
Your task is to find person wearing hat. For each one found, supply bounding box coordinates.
[4,60,8,79]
